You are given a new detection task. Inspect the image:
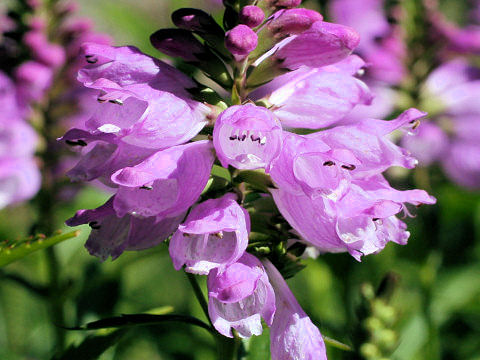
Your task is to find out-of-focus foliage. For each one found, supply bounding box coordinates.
[0,0,479,359]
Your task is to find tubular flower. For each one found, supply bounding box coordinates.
[213,104,283,171]
[169,193,250,275]
[76,43,209,149]
[111,140,215,218]
[207,253,276,338]
[66,197,185,260]
[253,55,372,129]
[263,259,327,360]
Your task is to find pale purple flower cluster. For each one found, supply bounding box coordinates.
[402,60,480,188]
[64,2,435,358]
[0,72,40,208]
[0,0,113,208]
[332,0,480,189]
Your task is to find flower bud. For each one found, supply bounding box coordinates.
[239,6,265,28]
[269,0,302,8]
[268,8,323,37]
[225,25,258,56]
[172,8,223,35]
[150,28,206,61]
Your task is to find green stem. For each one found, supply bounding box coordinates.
[185,271,211,325]
[216,333,240,360]
[185,271,241,360]
[46,246,66,351]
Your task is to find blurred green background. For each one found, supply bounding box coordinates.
[1,0,480,359]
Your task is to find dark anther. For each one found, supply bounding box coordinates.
[411,120,420,130]
[251,135,261,143]
[323,161,335,166]
[85,55,98,64]
[65,139,87,147]
[97,97,107,103]
[89,221,101,230]
[341,164,356,171]
[372,218,379,221]
[108,99,123,105]
[140,185,153,190]
[229,135,238,140]
[238,134,247,141]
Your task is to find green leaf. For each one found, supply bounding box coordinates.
[233,170,273,193]
[69,313,213,333]
[52,329,126,360]
[0,230,80,268]
[323,336,352,352]
[211,164,232,182]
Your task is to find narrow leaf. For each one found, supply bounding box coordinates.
[52,329,125,360]
[323,336,352,351]
[0,230,80,268]
[68,313,213,333]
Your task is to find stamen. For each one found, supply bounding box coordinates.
[140,185,153,190]
[229,135,238,140]
[341,164,356,171]
[410,119,421,129]
[260,136,267,145]
[89,221,101,230]
[238,134,247,141]
[323,161,335,166]
[97,97,107,103]
[65,139,87,147]
[212,231,224,239]
[250,134,261,143]
[85,55,98,64]
[108,99,124,105]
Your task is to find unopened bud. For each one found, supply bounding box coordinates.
[172,8,223,35]
[268,9,323,37]
[225,25,258,56]
[269,0,302,8]
[150,28,206,61]
[239,6,265,28]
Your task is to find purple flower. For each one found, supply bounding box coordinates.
[271,174,435,260]
[443,142,480,189]
[407,60,480,188]
[66,197,185,260]
[330,0,405,85]
[60,129,155,186]
[207,253,276,338]
[0,158,41,208]
[24,30,66,68]
[169,193,250,275]
[213,104,283,171]
[0,71,40,208]
[263,259,327,360]
[15,61,53,103]
[76,43,209,150]
[272,21,360,70]
[270,109,427,199]
[111,140,215,218]
[253,55,372,129]
[225,25,258,58]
